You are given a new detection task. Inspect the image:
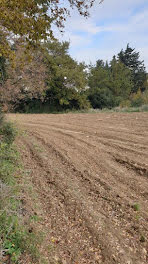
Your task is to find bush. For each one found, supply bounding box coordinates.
[0,122,17,145]
[131,90,144,107]
[140,105,148,112]
[88,88,117,109]
[120,99,131,108]
[142,89,148,104]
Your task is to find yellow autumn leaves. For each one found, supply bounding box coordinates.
[0,0,97,59]
[0,0,51,59]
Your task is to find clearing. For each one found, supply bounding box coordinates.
[8,113,148,264]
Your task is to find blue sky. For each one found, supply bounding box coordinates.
[55,0,148,70]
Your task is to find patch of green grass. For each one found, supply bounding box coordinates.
[140,235,146,243]
[0,143,19,185]
[30,214,42,222]
[55,104,148,114]
[110,104,148,113]
[33,142,44,152]
[0,121,45,263]
[132,203,140,212]
[135,214,140,221]
[0,212,44,263]
[141,104,148,111]
[14,103,148,115]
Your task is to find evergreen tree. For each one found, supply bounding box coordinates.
[118,44,147,93]
[110,56,133,101]
[88,55,134,109]
[105,61,110,71]
[88,62,115,109]
[96,59,105,68]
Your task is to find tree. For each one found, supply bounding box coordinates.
[0,39,47,111]
[0,39,90,112]
[43,40,89,110]
[118,44,147,93]
[88,55,134,109]
[88,61,115,109]
[0,0,103,59]
[110,55,133,101]
[96,59,105,68]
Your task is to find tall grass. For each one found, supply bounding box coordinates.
[0,112,44,263]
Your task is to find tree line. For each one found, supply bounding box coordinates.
[0,0,101,112]
[0,39,148,112]
[88,44,148,109]
[0,39,89,112]
[0,0,148,112]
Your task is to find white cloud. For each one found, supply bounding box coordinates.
[67,34,91,47]
[90,0,147,20]
[64,15,115,35]
[138,47,148,71]
[55,0,148,70]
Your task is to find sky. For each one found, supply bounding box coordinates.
[55,0,148,70]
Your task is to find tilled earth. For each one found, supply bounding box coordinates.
[8,113,148,264]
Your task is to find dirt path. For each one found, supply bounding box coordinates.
[8,113,148,264]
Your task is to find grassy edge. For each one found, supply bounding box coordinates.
[15,104,148,114]
[0,120,46,264]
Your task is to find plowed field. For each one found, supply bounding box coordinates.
[8,113,148,264]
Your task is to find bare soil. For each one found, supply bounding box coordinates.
[8,113,148,264]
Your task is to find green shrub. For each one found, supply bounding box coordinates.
[0,122,17,145]
[131,90,144,107]
[141,104,148,112]
[0,212,42,263]
[142,89,148,104]
[88,87,116,109]
[0,119,44,263]
[0,143,19,184]
[120,99,131,108]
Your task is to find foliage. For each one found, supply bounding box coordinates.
[110,55,133,100]
[0,0,101,60]
[0,39,47,111]
[88,64,114,108]
[0,122,17,145]
[88,55,133,109]
[130,89,144,107]
[0,212,42,263]
[44,40,88,105]
[12,40,90,112]
[120,100,131,108]
[88,87,115,109]
[0,41,147,112]
[142,88,148,105]
[0,0,103,112]
[118,44,147,93]
[0,55,7,85]
[0,120,44,263]
[87,44,147,109]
